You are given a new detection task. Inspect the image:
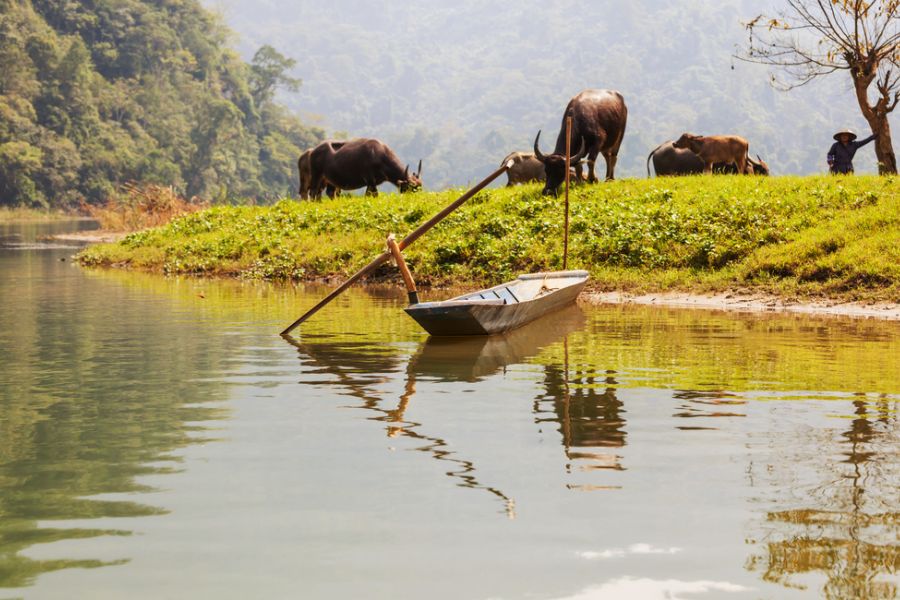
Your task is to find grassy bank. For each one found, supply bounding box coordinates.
[0,207,78,222]
[76,175,900,301]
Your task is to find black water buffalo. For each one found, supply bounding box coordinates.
[533,89,628,195]
[647,141,770,176]
[298,140,345,199]
[309,138,422,198]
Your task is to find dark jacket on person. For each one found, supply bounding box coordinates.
[827,134,878,174]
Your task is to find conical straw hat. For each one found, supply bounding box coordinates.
[833,129,858,141]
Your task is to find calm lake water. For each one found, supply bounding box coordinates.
[1,221,898,599]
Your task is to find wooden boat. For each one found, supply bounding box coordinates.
[404,270,589,336]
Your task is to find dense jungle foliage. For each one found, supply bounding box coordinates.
[0,0,324,208]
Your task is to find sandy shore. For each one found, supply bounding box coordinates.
[45,231,128,244]
[585,290,900,320]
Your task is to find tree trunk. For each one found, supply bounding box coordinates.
[852,74,898,175]
[870,115,898,175]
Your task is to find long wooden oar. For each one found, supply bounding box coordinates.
[281,159,515,335]
[564,116,572,270]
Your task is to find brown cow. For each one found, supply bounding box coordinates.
[297,149,314,199]
[298,141,345,199]
[672,133,750,175]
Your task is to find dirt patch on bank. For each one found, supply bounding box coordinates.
[44,231,128,244]
[584,290,900,320]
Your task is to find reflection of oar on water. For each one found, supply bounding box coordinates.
[281,160,515,336]
[282,334,517,518]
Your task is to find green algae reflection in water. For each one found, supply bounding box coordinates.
[0,230,229,589]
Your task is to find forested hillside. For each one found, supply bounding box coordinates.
[208,0,896,188]
[0,0,325,207]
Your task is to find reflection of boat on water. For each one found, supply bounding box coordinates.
[292,304,585,383]
[283,306,587,517]
[410,304,586,382]
[535,354,627,489]
[405,271,588,336]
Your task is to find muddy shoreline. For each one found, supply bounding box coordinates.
[585,290,900,320]
[46,231,128,244]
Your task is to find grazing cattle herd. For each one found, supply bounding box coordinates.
[297,87,771,198]
[648,140,769,177]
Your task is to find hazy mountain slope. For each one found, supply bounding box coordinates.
[206,0,892,189]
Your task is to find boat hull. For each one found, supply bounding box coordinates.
[404,270,588,336]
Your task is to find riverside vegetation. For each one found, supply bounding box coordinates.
[77,175,900,302]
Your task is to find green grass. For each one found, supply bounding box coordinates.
[76,175,900,302]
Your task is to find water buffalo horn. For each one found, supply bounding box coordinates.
[571,138,587,163]
[533,131,546,163]
[404,165,409,179]
[417,159,422,177]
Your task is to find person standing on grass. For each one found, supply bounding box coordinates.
[827,129,878,175]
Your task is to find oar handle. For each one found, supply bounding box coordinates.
[280,159,514,336]
[387,234,419,305]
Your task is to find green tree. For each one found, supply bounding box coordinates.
[0,141,45,206]
[249,45,301,107]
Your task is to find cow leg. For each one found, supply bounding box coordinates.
[605,128,625,181]
[738,154,749,175]
[704,162,713,175]
[586,151,600,183]
[310,176,324,200]
[300,177,312,199]
[604,151,618,181]
[366,184,379,197]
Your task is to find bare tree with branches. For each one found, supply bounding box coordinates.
[740,1,900,174]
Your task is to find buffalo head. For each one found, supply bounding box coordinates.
[748,154,769,176]
[533,131,586,196]
[672,133,701,153]
[399,160,423,193]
